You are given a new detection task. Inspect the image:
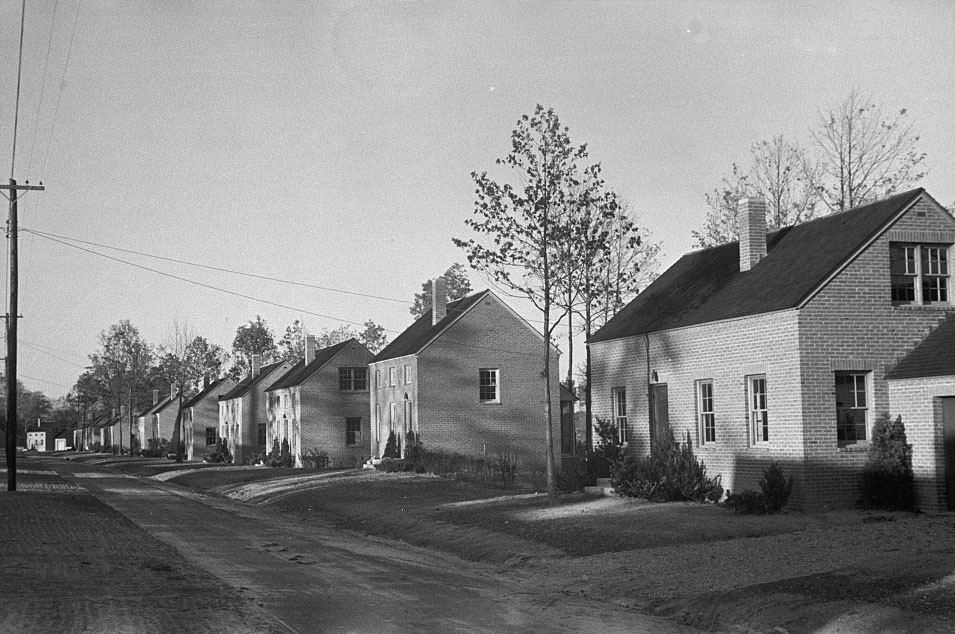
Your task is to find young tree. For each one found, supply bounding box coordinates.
[357,320,388,354]
[231,315,278,378]
[278,319,308,361]
[810,89,927,212]
[454,104,593,501]
[410,263,473,318]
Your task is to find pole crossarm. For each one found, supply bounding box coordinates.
[0,183,43,191]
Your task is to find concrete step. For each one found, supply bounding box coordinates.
[595,477,612,488]
[583,484,614,497]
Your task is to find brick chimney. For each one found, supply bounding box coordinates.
[152,389,159,406]
[432,276,447,325]
[251,353,262,377]
[738,197,768,272]
[305,334,316,363]
[170,384,177,401]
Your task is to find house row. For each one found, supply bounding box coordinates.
[75,281,573,472]
[589,188,955,511]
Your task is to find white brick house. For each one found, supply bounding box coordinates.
[589,189,955,510]
[369,281,562,471]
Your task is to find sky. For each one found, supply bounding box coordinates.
[0,0,953,398]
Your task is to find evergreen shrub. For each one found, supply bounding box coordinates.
[859,413,916,511]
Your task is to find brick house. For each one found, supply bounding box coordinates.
[369,280,562,470]
[589,189,955,510]
[137,387,181,452]
[218,356,295,464]
[265,337,373,468]
[182,376,236,461]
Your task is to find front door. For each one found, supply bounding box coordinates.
[943,397,955,511]
[650,383,670,449]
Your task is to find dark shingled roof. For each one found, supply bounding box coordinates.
[373,290,491,362]
[267,339,359,391]
[590,189,926,343]
[142,395,175,417]
[886,316,955,380]
[181,377,231,409]
[219,360,286,401]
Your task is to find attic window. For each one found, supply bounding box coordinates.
[891,243,950,305]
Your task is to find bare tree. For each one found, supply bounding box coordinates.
[810,89,927,212]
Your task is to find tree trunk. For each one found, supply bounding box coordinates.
[585,300,593,452]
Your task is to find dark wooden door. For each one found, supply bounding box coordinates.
[651,383,670,448]
[943,397,955,511]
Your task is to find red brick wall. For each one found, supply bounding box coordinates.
[185,379,236,461]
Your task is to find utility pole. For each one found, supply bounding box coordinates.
[2,179,43,491]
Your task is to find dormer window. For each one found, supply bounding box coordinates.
[890,243,950,305]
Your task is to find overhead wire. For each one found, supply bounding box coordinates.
[25,0,59,177]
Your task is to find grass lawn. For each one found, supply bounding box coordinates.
[172,466,315,491]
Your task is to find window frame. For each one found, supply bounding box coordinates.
[205,427,217,446]
[479,368,500,403]
[404,364,412,385]
[835,371,870,446]
[747,374,769,445]
[611,387,628,444]
[891,242,951,306]
[696,379,716,445]
[339,367,368,392]
[345,417,362,447]
[388,366,396,387]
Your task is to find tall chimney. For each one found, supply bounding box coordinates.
[251,353,262,377]
[305,334,316,364]
[738,197,767,272]
[432,277,447,325]
[170,384,176,401]
[152,389,159,406]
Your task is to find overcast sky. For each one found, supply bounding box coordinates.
[0,1,953,398]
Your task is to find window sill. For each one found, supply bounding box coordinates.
[892,303,953,310]
[480,400,502,405]
[838,442,870,453]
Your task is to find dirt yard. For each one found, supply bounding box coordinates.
[164,467,955,634]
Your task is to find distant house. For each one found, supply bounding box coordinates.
[589,189,955,510]
[26,423,50,452]
[182,376,237,461]
[91,412,112,450]
[265,337,373,468]
[137,387,182,452]
[218,355,296,464]
[368,280,562,470]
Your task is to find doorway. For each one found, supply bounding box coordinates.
[943,397,955,511]
[650,383,670,449]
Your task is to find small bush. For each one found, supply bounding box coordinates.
[859,413,916,511]
[612,431,723,503]
[383,431,399,459]
[301,448,329,470]
[724,489,767,514]
[280,438,293,467]
[245,452,266,466]
[761,462,793,512]
[142,438,169,458]
[496,450,518,489]
[405,430,423,469]
[557,454,590,492]
[206,438,232,463]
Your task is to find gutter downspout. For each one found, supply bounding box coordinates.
[645,332,652,451]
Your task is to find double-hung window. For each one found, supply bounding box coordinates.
[747,375,769,444]
[345,417,362,446]
[891,243,950,305]
[696,380,715,444]
[835,372,869,445]
[339,367,368,391]
[611,387,628,443]
[388,367,396,387]
[404,364,412,385]
[205,427,217,446]
[479,369,500,403]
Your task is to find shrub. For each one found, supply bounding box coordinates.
[280,438,294,467]
[859,413,916,511]
[760,462,793,512]
[301,448,329,470]
[206,438,232,463]
[142,438,169,458]
[724,489,767,514]
[612,431,723,503]
[496,450,518,489]
[245,451,266,466]
[557,454,590,492]
[414,449,488,481]
[405,430,423,469]
[383,431,399,459]
[267,438,282,467]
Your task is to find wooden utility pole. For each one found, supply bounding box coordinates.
[3,179,43,491]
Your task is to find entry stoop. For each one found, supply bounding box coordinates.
[584,477,614,496]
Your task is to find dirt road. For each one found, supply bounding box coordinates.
[45,456,699,634]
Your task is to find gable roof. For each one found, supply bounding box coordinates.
[267,339,361,391]
[181,376,232,409]
[373,290,491,362]
[218,360,287,401]
[886,316,955,380]
[590,189,931,343]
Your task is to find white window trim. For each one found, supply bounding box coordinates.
[891,242,952,306]
[696,379,715,445]
[835,370,872,446]
[746,374,769,445]
[404,364,412,385]
[388,367,396,387]
[611,387,628,444]
[479,368,501,403]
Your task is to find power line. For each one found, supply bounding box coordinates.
[18,338,87,360]
[19,339,87,369]
[25,0,59,176]
[18,372,72,390]
[10,0,26,179]
[23,227,412,305]
[29,229,397,332]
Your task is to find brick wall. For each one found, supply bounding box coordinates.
[589,309,805,502]
[798,197,955,508]
[185,379,236,461]
[412,293,562,472]
[369,353,418,458]
[887,376,955,511]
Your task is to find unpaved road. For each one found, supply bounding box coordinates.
[48,457,699,634]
